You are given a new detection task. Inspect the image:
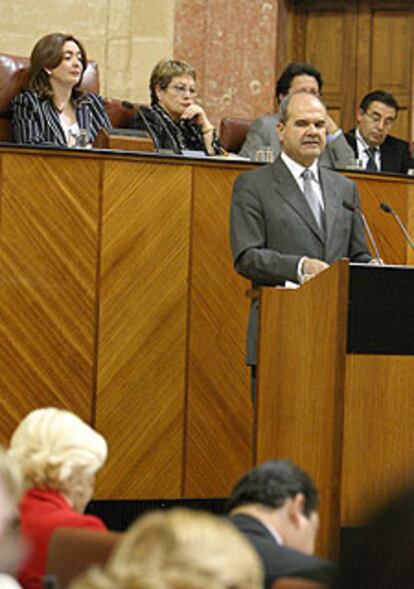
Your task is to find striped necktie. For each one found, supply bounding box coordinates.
[366,147,378,171]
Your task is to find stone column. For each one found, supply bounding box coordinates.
[174,0,282,127]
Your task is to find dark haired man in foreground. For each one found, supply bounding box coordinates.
[345,90,414,174]
[228,460,335,587]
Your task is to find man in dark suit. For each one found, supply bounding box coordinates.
[230,91,372,384]
[228,460,335,588]
[345,90,414,174]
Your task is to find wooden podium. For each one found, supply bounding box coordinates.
[255,260,414,557]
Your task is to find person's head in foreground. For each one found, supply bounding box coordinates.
[0,445,24,574]
[8,407,107,512]
[228,459,320,555]
[277,91,327,168]
[71,507,263,589]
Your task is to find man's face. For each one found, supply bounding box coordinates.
[277,93,327,167]
[280,498,320,555]
[356,100,397,147]
[288,74,320,97]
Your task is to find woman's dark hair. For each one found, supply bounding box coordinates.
[28,33,87,100]
[149,59,196,106]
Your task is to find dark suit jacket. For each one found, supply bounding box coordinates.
[12,90,110,145]
[345,129,414,174]
[130,105,223,155]
[230,514,336,589]
[230,155,372,364]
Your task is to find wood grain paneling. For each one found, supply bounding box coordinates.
[185,166,253,496]
[256,261,349,558]
[1,145,414,513]
[287,0,414,139]
[341,354,414,525]
[0,153,99,440]
[95,160,192,498]
[346,172,412,264]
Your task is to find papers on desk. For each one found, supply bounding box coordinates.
[181,150,251,161]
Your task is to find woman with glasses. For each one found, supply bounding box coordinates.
[12,33,110,146]
[131,59,223,155]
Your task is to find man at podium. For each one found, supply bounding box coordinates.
[230,91,372,395]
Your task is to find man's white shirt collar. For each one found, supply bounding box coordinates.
[261,520,284,545]
[281,151,320,184]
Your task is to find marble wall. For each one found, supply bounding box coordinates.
[174,0,280,126]
[1,0,281,125]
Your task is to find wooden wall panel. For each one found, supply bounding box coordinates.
[0,153,99,442]
[95,160,192,499]
[341,355,414,525]
[346,173,409,264]
[185,165,253,496]
[256,263,349,558]
[1,145,414,506]
[287,1,358,131]
[287,0,414,139]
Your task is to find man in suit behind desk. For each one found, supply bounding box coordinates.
[239,62,355,169]
[228,460,336,588]
[345,90,414,174]
[230,91,372,396]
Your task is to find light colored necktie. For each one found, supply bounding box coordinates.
[302,169,324,229]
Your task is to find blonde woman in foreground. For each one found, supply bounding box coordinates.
[71,507,263,589]
[8,408,108,589]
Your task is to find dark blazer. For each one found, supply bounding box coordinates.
[230,514,336,589]
[130,105,223,155]
[230,155,372,364]
[12,90,110,146]
[345,129,414,174]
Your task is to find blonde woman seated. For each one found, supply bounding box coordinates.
[71,508,263,589]
[0,446,25,589]
[12,33,110,146]
[131,59,224,155]
[8,408,108,589]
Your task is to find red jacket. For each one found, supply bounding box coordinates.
[18,488,106,589]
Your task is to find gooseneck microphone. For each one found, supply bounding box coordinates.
[343,201,383,263]
[380,202,414,250]
[121,101,160,151]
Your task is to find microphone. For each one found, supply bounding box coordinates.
[121,101,160,151]
[380,201,414,250]
[343,201,383,263]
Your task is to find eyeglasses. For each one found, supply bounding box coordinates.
[363,110,396,129]
[170,84,197,97]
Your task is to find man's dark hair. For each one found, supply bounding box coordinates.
[227,459,319,517]
[275,62,323,103]
[359,90,399,113]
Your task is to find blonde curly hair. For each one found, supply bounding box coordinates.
[71,508,263,589]
[8,408,107,492]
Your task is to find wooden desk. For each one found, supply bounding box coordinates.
[0,147,412,514]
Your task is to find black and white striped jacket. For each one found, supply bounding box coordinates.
[11,90,110,145]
